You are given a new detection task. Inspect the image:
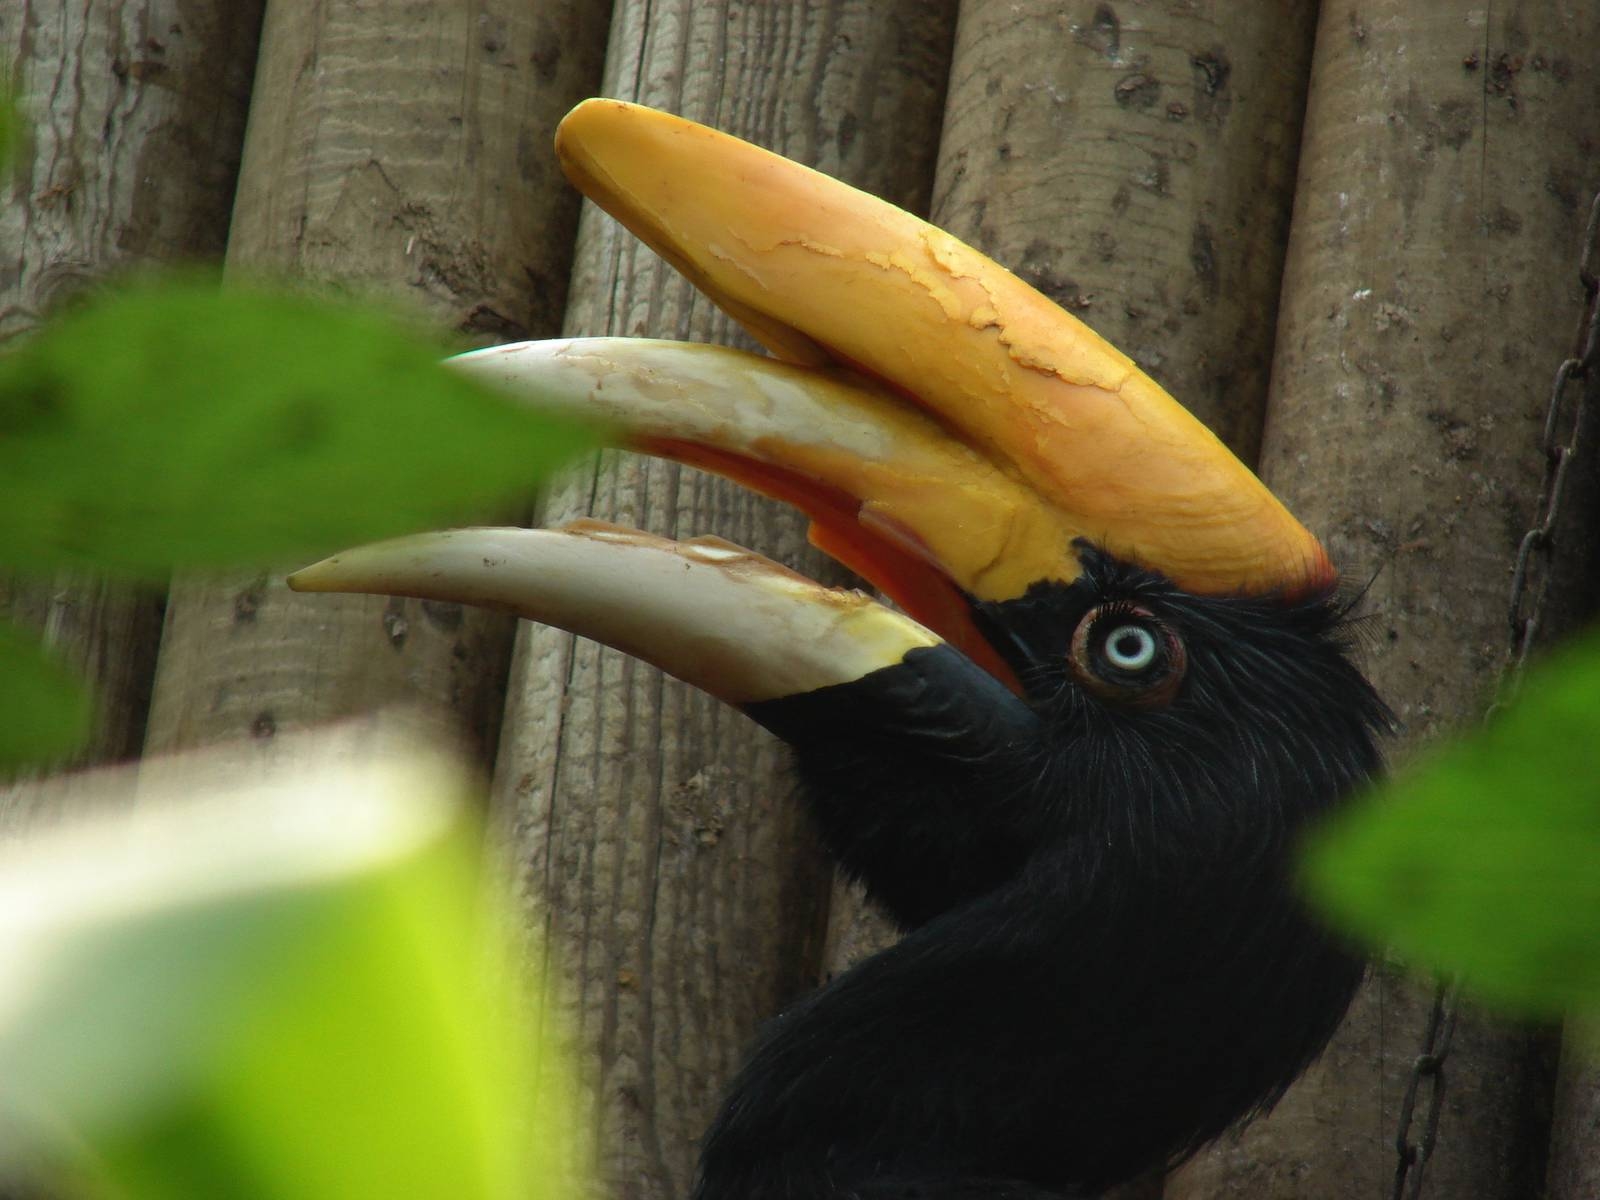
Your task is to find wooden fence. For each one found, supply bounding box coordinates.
[3,2,1598,1197]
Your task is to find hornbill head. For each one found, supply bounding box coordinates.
[291,101,1390,1197]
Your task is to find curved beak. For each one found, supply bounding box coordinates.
[289,523,1040,760]
[554,100,1333,603]
[290,523,940,706]
[292,99,1333,708]
[446,338,1061,684]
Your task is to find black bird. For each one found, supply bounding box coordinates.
[291,100,1390,1199]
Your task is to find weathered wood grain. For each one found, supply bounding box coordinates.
[0,0,262,341]
[1550,1043,1600,1200]
[934,0,1319,464]
[930,5,1321,1195]
[1170,3,1600,1196]
[0,575,160,768]
[0,0,263,816]
[491,4,958,1196]
[143,0,612,766]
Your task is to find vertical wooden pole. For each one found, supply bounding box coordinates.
[0,1,261,338]
[142,1,612,768]
[0,576,160,810]
[931,6,1320,1193]
[1550,1052,1600,1200]
[0,1,264,816]
[1170,4,1600,1197]
[490,4,958,1196]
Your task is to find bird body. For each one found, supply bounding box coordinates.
[290,101,1390,1199]
[723,554,1387,1197]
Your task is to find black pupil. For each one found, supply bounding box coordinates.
[1111,631,1145,660]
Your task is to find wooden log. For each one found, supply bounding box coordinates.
[933,0,1319,463]
[1550,1046,1600,1200]
[930,4,1320,1194]
[0,1,264,816]
[0,575,159,781]
[489,5,958,1196]
[1169,3,1600,1197]
[825,0,1327,1015]
[0,1,262,339]
[142,0,612,765]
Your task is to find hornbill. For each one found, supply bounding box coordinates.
[290,101,1390,1198]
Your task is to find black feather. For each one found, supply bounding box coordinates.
[708,544,1392,1199]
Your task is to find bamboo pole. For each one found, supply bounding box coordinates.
[141,1,612,768]
[1170,4,1600,1197]
[0,1,264,816]
[491,5,958,1196]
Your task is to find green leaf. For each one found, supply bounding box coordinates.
[1302,626,1600,1017]
[0,738,588,1200]
[0,77,18,174]
[0,275,599,579]
[0,620,92,767]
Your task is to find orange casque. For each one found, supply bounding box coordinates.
[554,99,1333,604]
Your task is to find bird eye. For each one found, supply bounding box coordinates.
[1068,605,1187,708]
[1102,624,1158,671]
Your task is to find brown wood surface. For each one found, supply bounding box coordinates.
[0,1,262,339]
[819,878,899,979]
[1550,1043,1600,1200]
[934,0,1319,465]
[1169,3,1600,1197]
[931,5,1321,1195]
[2,583,156,769]
[0,0,264,815]
[142,0,612,767]
[489,4,958,1197]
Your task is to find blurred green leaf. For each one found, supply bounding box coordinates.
[0,738,587,1200]
[1302,626,1600,1017]
[0,275,599,579]
[0,77,17,174]
[0,620,92,767]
